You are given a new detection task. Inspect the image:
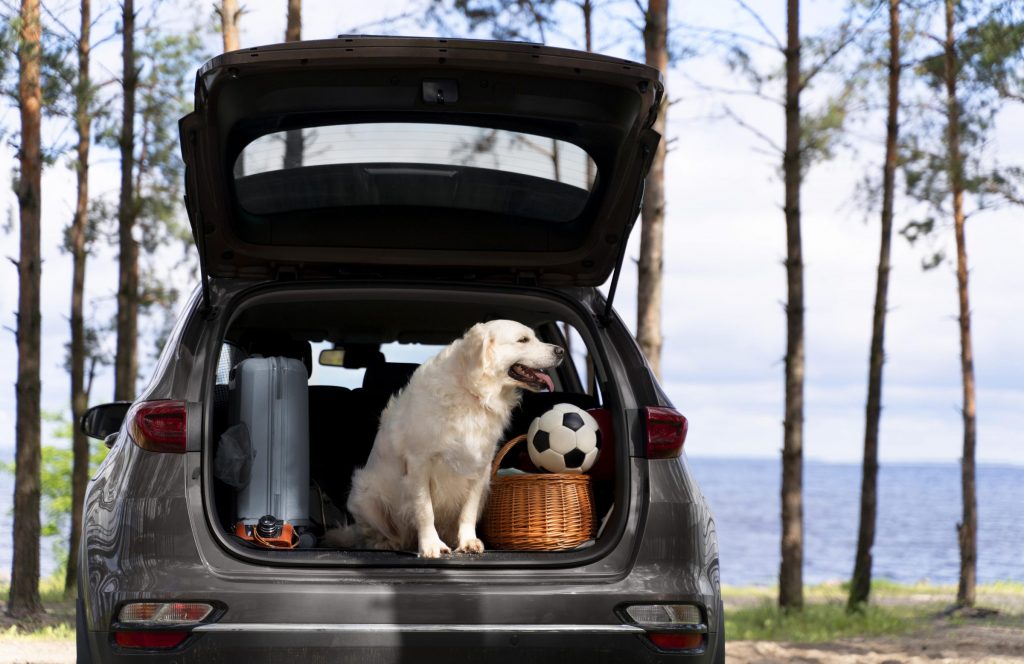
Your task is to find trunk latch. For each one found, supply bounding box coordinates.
[422,79,458,104]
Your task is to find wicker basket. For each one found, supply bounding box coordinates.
[481,435,596,551]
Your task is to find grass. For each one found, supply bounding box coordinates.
[0,623,75,641]
[722,579,1024,643]
[0,575,72,605]
[0,576,75,640]
[725,600,926,642]
[723,579,1024,602]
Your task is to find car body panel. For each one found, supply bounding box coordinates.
[179,36,663,286]
[80,281,721,662]
[82,36,720,663]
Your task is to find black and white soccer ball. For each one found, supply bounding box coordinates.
[527,403,601,474]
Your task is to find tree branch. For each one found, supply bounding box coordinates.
[676,21,782,52]
[721,104,784,154]
[735,0,784,51]
[40,3,78,41]
[800,2,883,92]
[680,71,784,107]
[345,7,421,34]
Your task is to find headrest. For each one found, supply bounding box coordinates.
[362,363,418,395]
[247,333,312,378]
[342,344,385,369]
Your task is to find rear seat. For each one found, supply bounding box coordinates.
[348,362,419,459]
[219,337,605,524]
[312,362,419,510]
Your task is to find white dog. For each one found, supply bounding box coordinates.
[326,320,563,557]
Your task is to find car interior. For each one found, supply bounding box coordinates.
[208,295,618,553]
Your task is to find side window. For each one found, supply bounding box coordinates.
[216,342,245,385]
[308,341,443,389]
[559,321,602,401]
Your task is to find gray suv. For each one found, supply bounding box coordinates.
[76,36,722,663]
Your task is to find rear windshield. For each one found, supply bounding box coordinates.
[233,123,596,225]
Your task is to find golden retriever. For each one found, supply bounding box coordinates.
[326,320,564,557]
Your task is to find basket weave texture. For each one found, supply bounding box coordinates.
[481,435,596,551]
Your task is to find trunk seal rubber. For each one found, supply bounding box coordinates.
[196,279,642,570]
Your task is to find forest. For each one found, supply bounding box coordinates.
[2,0,1023,630]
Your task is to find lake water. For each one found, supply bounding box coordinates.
[2,458,1021,585]
[687,456,1024,586]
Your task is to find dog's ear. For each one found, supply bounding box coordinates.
[463,322,496,372]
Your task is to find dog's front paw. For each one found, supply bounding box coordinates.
[418,538,452,558]
[456,537,485,554]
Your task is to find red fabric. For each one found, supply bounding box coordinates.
[586,408,616,482]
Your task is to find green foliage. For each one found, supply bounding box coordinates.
[725,579,1024,640]
[94,5,208,360]
[800,86,857,170]
[962,4,1024,101]
[725,44,774,94]
[0,12,15,104]
[0,412,110,575]
[726,600,927,642]
[133,28,205,255]
[0,623,76,640]
[899,0,1024,258]
[0,7,78,156]
[429,0,558,42]
[712,2,879,172]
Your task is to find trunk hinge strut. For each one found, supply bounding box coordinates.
[184,129,214,317]
[600,134,657,326]
[600,169,648,327]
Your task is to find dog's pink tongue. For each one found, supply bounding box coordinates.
[538,371,554,392]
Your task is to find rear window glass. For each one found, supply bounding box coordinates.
[233,123,596,223]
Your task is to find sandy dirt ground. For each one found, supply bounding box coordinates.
[728,623,1024,663]
[0,641,74,664]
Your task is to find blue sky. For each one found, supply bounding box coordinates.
[0,0,1021,465]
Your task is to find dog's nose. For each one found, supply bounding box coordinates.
[553,345,565,358]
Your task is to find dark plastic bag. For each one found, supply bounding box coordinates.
[214,422,254,489]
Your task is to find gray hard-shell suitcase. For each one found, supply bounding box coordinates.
[229,356,311,526]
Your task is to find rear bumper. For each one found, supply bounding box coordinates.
[83,438,721,663]
[84,626,720,663]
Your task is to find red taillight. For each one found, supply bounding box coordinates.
[644,406,688,458]
[647,632,704,651]
[114,630,188,649]
[128,400,187,453]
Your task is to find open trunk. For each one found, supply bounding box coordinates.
[204,283,629,566]
[179,37,659,568]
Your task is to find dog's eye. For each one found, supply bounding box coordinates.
[518,337,529,343]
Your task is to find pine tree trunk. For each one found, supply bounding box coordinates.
[582,0,594,189]
[944,0,977,609]
[283,0,303,169]
[638,0,667,379]
[221,0,243,175]
[221,0,240,52]
[581,0,592,52]
[849,0,900,612]
[65,0,91,599]
[114,0,138,402]
[9,0,44,619]
[779,0,805,611]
